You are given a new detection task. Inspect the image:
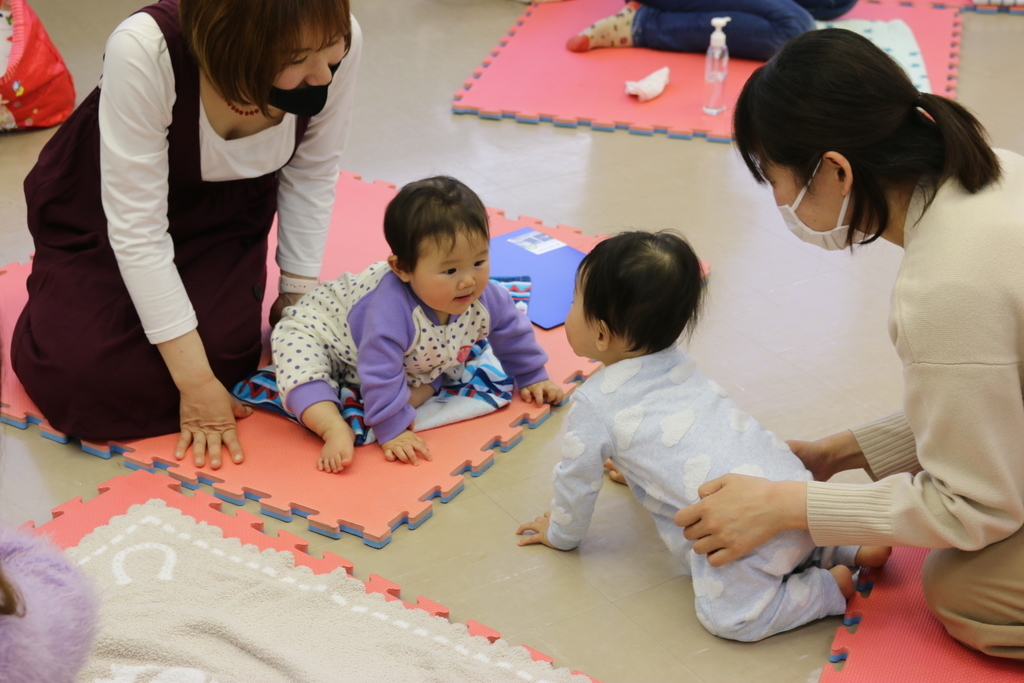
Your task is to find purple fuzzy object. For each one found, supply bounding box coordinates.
[0,525,99,683]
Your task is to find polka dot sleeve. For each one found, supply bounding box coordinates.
[271,298,344,403]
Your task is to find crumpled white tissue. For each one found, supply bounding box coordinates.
[625,67,670,103]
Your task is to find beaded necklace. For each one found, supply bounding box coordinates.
[226,100,259,117]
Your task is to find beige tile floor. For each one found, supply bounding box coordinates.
[1,1,1023,681]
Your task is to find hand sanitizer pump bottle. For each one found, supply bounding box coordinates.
[703,17,731,116]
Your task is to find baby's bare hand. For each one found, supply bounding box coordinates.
[520,380,564,405]
[382,430,431,465]
[516,511,558,549]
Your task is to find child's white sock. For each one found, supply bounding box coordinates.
[566,2,640,53]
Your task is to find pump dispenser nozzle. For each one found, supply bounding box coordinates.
[709,17,732,48]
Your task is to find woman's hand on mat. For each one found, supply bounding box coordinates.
[674,475,808,567]
[520,380,564,406]
[382,430,431,465]
[516,511,557,549]
[787,430,870,482]
[319,424,357,474]
[176,378,253,469]
[269,292,304,327]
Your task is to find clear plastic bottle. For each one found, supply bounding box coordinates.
[703,17,732,116]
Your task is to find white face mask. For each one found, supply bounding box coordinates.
[778,161,863,251]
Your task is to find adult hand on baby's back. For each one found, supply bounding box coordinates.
[674,474,808,567]
[520,380,564,406]
[382,430,432,466]
[175,378,253,469]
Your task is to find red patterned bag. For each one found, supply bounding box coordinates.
[0,0,75,130]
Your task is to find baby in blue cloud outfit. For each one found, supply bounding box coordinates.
[517,231,890,642]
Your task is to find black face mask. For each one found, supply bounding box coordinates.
[268,61,341,117]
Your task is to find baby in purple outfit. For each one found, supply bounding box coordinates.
[272,176,563,473]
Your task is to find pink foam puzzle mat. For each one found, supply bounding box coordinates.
[452,0,963,142]
[0,172,605,548]
[21,469,600,682]
[819,546,1024,682]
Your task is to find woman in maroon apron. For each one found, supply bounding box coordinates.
[12,0,360,467]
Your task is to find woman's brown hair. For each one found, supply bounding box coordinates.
[734,29,1001,247]
[180,0,353,115]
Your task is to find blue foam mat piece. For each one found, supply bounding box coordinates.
[453,108,737,142]
[490,227,586,329]
[3,413,135,459]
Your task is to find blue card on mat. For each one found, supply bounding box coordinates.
[490,227,586,329]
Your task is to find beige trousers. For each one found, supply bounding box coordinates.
[921,523,1024,659]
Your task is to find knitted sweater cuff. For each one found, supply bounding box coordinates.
[850,412,919,480]
[806,480,896,547]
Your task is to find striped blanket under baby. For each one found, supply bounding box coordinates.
[233,276,533,443]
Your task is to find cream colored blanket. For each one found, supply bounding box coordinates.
[68,500,589,683]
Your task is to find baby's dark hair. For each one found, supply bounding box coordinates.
[384,176,490,272]
[577,231,705,354]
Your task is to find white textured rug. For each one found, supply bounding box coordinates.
[69,500,589,683]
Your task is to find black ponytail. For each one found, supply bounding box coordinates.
[916,92,1000,194]
[734,29,1001,246]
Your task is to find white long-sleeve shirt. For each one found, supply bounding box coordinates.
[98,12,362,344]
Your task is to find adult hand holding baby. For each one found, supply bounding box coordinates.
[674,475,808,566]
[676,432,870,565]
[269,292,304,327]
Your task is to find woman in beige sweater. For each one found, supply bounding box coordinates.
[675,28,1024,657]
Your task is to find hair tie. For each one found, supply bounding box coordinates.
[916,91,924,105]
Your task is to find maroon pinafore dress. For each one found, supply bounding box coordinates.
[12,0,310,440]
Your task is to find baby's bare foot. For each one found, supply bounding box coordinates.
[603,459,627,485]
[829,565,855,600]
[318,424,356,473]
[855,545,892,568]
